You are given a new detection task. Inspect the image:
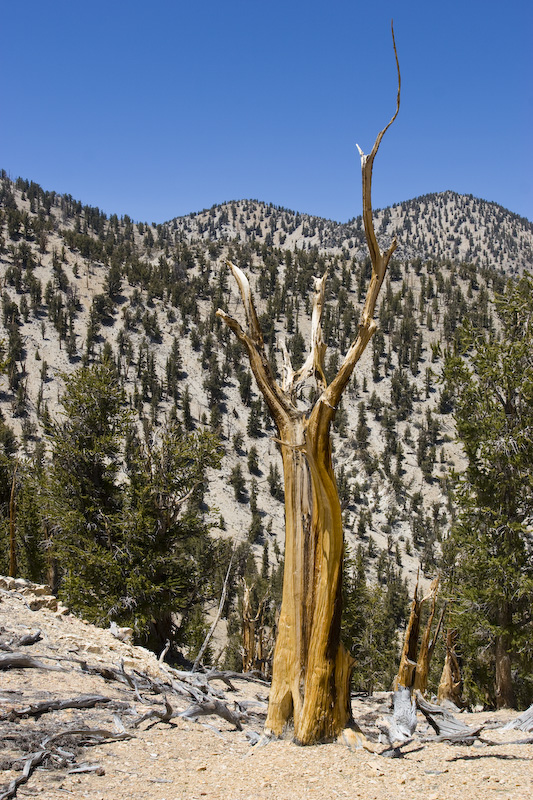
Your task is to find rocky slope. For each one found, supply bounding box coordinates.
[0,173,530,600]
[1,577,532,800]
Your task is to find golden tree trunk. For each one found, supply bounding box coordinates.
[216,24,401,743]
[437,629,462,705]
[264,415,353,743]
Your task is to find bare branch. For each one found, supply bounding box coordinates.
[223,259,264,346]
[217,262,296,424]
[279,336,296,394]
[325,22,401,408]
[192,541,236,673]
[292,273,328,395]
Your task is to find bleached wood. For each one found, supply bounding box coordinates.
[291,273,328,395]
[325,22,400,409]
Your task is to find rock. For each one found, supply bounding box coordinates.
[84,643,103,654]
[109,621,134,643]
[29,595,58,611]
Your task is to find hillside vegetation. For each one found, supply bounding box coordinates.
[1,172,532,702]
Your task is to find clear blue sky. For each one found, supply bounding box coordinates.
[1,0,532,224]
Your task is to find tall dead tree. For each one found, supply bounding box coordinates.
[217,26,400,744]
[393,576,443,695]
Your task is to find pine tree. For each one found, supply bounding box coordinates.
[443,274,533,708]
[45,357,129,620]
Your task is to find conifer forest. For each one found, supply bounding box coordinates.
[1,170,532,712]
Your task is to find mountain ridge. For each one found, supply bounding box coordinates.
[169,190,533,274]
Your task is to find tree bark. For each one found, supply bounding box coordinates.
[264,411,353,742]
[394,576,441,695]
[437,629,462,706]
[217,24,400,744]
[9,465,17,578]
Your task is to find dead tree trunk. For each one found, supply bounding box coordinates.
[437,629,463,706]
[217,26,400,744]
[394,576,441,695]
[241,582,268,673]
[495,603,516,709]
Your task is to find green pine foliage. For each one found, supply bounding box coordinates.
[442,273,533,708]
[342,546,409,693]
[17,357,224,654]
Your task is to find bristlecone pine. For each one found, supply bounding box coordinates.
[217,26,401,744]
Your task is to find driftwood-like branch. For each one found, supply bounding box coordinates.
[289,273,328,397]
[41,726,133,747]
[502,703,533,733]
[217,261,295,425]
[0,652,65,672]
[5,694,111,720]
[180,698,244,730]
[132,696,175,728]
[204,668,270,686]
[416,693,483,743]
[16,631,42,647]
[0,750,47,800]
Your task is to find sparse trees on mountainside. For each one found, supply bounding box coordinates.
[1,95,533,703]
[443,273,533,708]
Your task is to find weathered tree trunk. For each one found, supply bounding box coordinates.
[265,412,353,742]
[394,576,441,695]
[241,583,268,673]
[394,575,422,691]
[437,629,462,706]
[413,578,444,695]
[9,465,18,578]
[217,25,401,744]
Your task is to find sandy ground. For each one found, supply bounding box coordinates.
[1,578,532,800]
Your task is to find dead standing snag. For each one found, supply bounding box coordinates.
[217,25,401,745]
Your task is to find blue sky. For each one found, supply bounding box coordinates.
[1,0,532,223]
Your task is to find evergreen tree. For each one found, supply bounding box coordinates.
[443,274,533,708]
[45,358,129,618]
[122,422,222,652]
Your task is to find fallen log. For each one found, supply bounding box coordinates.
[16,631,42,647]
[416,692,483,743]
[133,696,175,728]
[180,698,244,730]
[0,652,64,672]
[5,694,112,720]
[502,703,533,733]
[41,726,133,747]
